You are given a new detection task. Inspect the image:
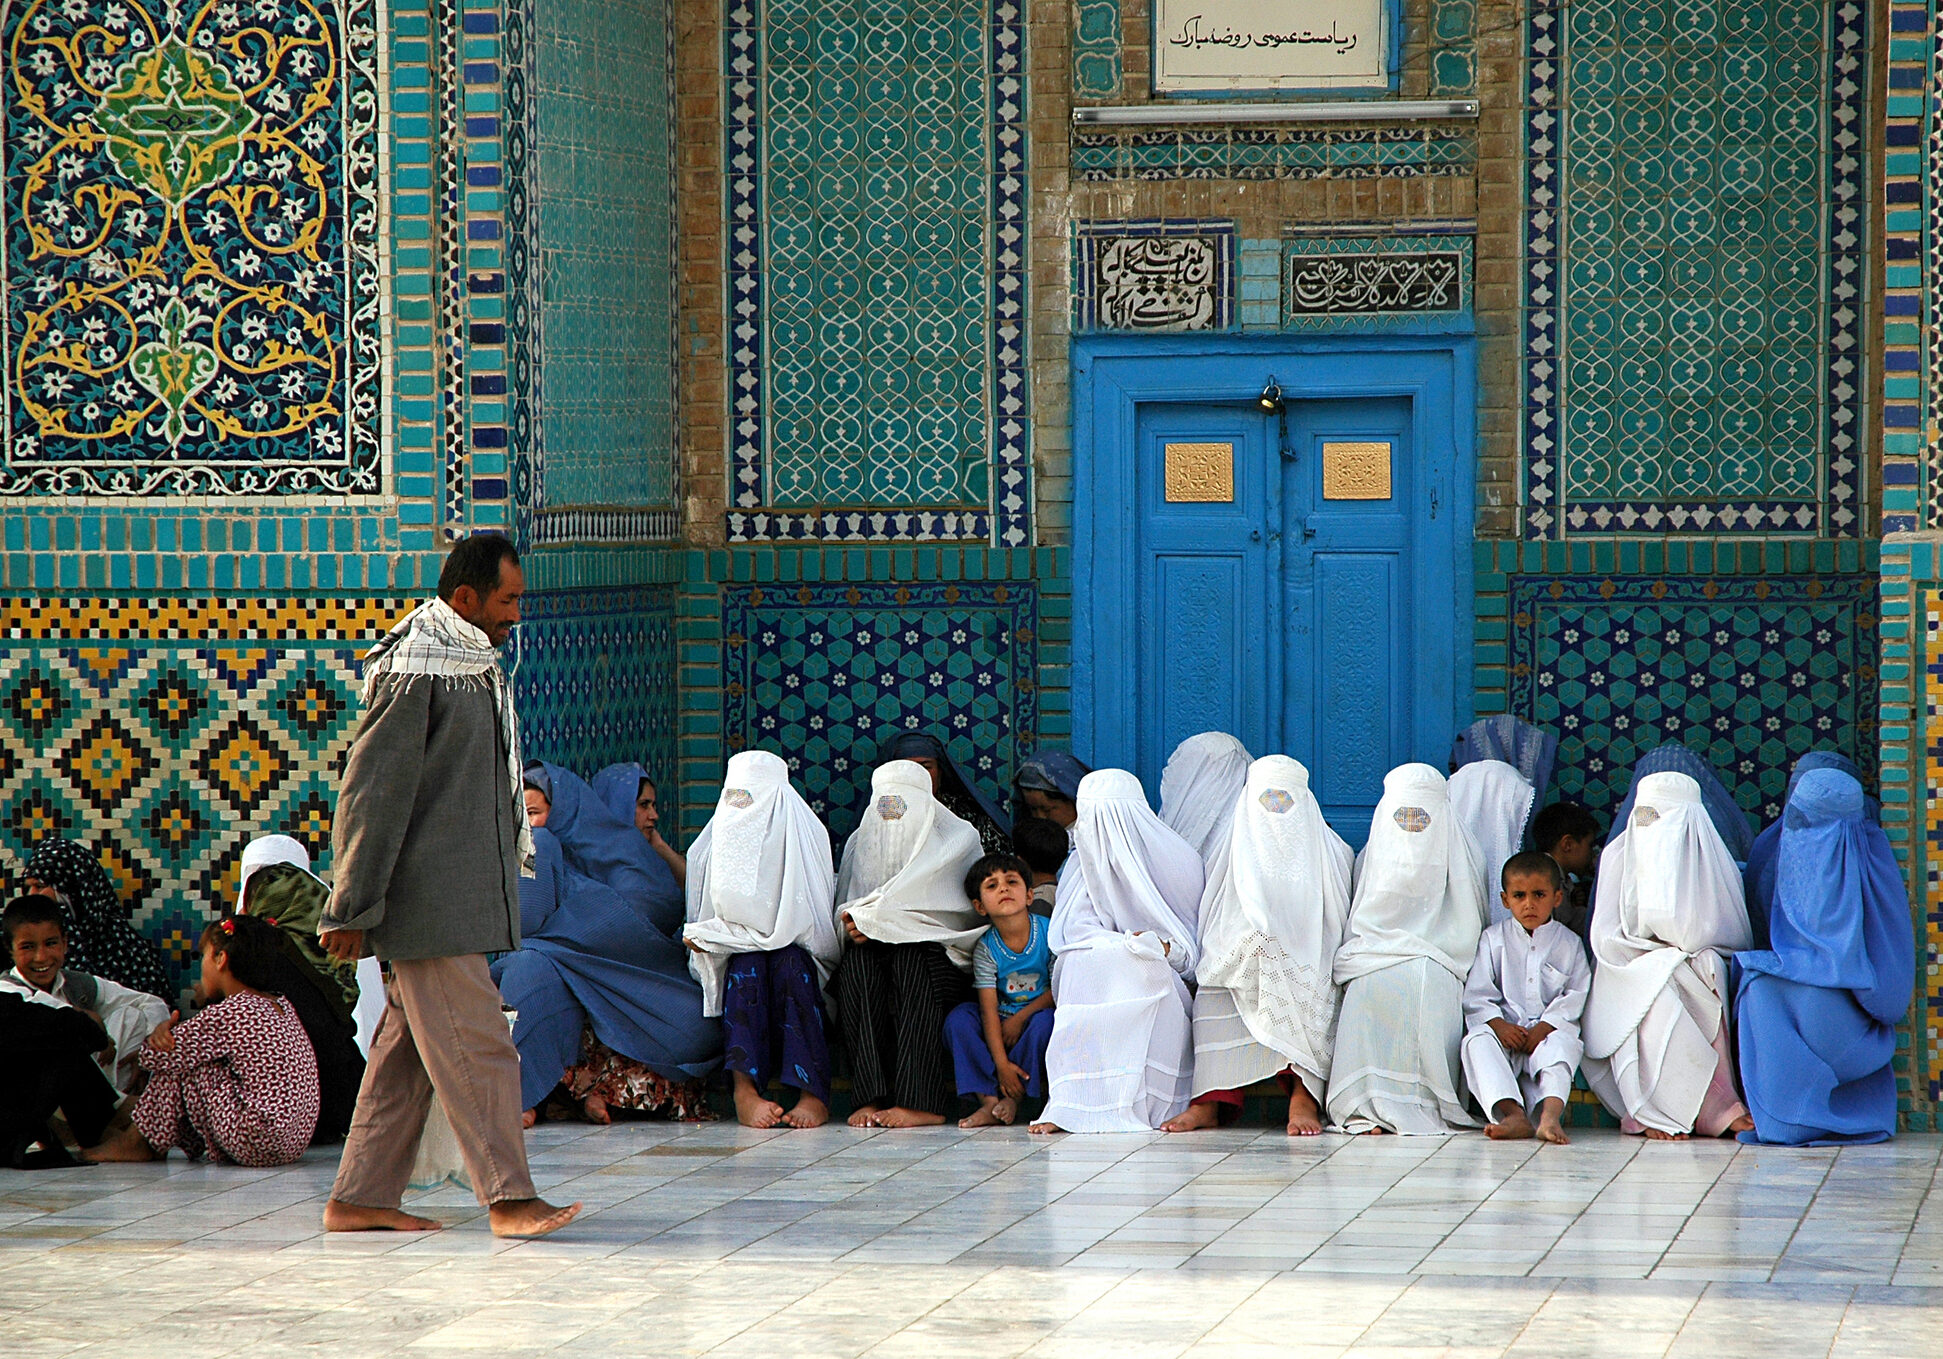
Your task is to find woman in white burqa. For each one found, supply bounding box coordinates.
[1164,756,1354,1135]
[830,759,985,1128]
[1446,758,1537,924]
[1328,763,1488,1133]
[683,750,843,1129]
[1581,770,1754,1139]
[1031,770,1205,1133]
[1159,732,1254,884]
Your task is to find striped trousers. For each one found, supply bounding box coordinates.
[832,941,971,1117]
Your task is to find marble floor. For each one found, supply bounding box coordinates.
[3,1123,1940,1357]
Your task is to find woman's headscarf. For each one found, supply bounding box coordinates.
[22,838,170,999]
[1451,715,1558,804]
[591,762,653,832]
[538,762,684,936]
[1016,750,1090,803]
[1158,732,1254,883]
[1611,742,1754,862]
[1445,759,1537,921]
[684,751,842,1014]
[235,835,358,1023]
[1051,769,1205,978]
[1744,750,1876,947]
[878,732,1012,841]
[1333,764,1486,985]
[1583,771,1753,1061]
[836,760,986,967]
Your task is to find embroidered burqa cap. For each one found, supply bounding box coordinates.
[836,759,986,967]
[1158,732,1254,882]
[1450,715,1558,803]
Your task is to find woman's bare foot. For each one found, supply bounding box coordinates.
[1286,1083,1324,1137]
[1486,1099,1535,1140]
[783,1093,829,1129]
[1362,1125,1390,1136]
[1534,1099,1570,1145]
[1161,1102,1220,1133]
[1725,1113,1755,1136]
[733,1074,787,1129]
[581,1094,611,1125]
[1643,1127,1690,1141]
[323,1201,443,1232]
[846,1102,884,1129]
[1027,1120,1065,1135]
[488,1197,583,1239]
[521,1108,539,1129]
[873,1106,945,1129]
[959,1095,1017,1128]
[81,1124,157,1163]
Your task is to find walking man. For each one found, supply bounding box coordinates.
[320,535,580,1237]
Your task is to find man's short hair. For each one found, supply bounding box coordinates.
[963,852,1032,902]
[1,894,63,945]
[1012,816,1069,876]
[1530,801,1601,852]
[437,534,520,603]
[1501,850,1564,891]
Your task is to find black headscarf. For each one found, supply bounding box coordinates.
[22,838,171,1000]
[879,732,1012,851]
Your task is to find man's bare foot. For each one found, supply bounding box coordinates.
[959,1096,1017,1128]
[1726,1113,1755,1136]
[80,1124,156,1163]
[521,1108,539,1129]
[1486,1099,1535,1140]
[1287,1083,1324,1137]
[581,1094,611,1125]
[733,1074,787,1129]
[488,1197,582,1239]
[846,1102,884,1129]
[1643,1127,1690,1141]
[1027,1120,1065,1135]
[323,1201,443,1232]
[872,1106,945,1128]
[1535,1099,1570,1145]
[1161,1102,1220,1133]
[783,1093,829,1129]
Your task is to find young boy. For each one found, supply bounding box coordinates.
[1530,802,1602,951]
[1460,851,1591,1144]
[1,895,169,1095]
[1011,816,1069,917]
[943,853,1055,1127]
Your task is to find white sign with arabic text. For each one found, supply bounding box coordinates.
[1154,0,1391,91]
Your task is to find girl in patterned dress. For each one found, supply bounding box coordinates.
[84,915,319,1166]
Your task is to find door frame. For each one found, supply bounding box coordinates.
[1070,333,1478,786]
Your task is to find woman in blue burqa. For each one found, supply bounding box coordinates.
[1742,750,1877,949]
[876,732,1013,853]
[497,763,721,1124]
[1733,767,1912,1146]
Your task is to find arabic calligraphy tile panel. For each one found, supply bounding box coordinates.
[1521,0,1866,538]
[1,0,383,498]
[1074,219,1235,333]
[1281,232,1473,331]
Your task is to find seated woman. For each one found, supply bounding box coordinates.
[1327,764,1487,1134]
[1450,715,1559,806]
[1735,768,1912,1145]
[1611,742,1754,863]
[1031,769,1205,1134]
[1157,732,1253,881]
[1582,771,1754,1139]
[684,751,844,1129]
[832,759,987,1128]
[1014,750,1090,830]
[878,732,1012,853]
[21,837,171,1000]
[1446,759,1537,922]
[1743,750,1875,949]
[495,764,721,1125]
[594,762,688,889]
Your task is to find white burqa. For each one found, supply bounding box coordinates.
[834,760,985,968]
[1446,759,1536,923]
[238,834,386,1055]
[1327,763,1488,1133]
[683,750,841,1015]
[1159,732,1254,885]
[1191,756,1354,1099]
[1581,771,1753,1135]
[1041,769,1206,1131]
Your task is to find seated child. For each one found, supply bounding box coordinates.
[2,894,168,1095]
[1530,802,1602,952]
[85,915,320,1167]
[0,987,120,1168]
[1011,816,1069,917]
[1460,851,1591,1144]
[945,853,1056,1127]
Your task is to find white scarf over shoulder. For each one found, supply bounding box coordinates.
[1335,763,1487,984]
[1196,755,1354,1077]
[1583,771,1753,1059]
[684,751,841,1015]
[1158,731,1253,881]
[835,760,985,968]
[1446,758,1536,921]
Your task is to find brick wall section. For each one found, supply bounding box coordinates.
[1472,0,1523,541]
[676,3,728,548]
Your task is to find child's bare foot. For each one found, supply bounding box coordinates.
[1286,1083,1324,1137]
[1725,1113,1755,1136]
[521,1108,539,1129]
[581,1094,611,1125]
[488,1197,582,1238]
[732,1074,786,1129]
[81,1124,157,1162]
[1161,1102,1220,1133]
[846,1102,883,1128]
[323,1201,443,1232]
[1486,1099,1535,1140]
[783,1093,829,1128]
[1027,1120,1065,1135]
[872,1106,945,1128]
[1643,1127,1690,1141]
[1534,1098,1569,1145]
[959,1096,1017,1128]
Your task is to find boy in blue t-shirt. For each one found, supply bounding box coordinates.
[944,852,1055,1127]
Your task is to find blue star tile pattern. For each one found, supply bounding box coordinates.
[721,582,1038,844]
[1507,574,1877,827]
[511,585,679,788]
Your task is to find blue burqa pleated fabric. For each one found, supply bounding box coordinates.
[493,763,719,1110]
[1743,751,1874,949]
[1450,715,1559,805]
[1015,750,1091,803]
[1734,769,1913,1146]
[1611,742,1754,862]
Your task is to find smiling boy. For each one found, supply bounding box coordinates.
[1,895,169,1096]
[943,853,1056,1128]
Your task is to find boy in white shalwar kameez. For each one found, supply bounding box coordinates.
[1461,851,1590,1144]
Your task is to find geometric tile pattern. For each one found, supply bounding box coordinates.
[1074,220,1236,332]
[721,581,1038,845]
[1072,126,1476,181]
[1923,589,1943,1104]
[1427,0,1478,96]
[1072,0,1121,98]
[510,585,679,790]
[1521,0,1868,538]
[1,0,383,497]
[1507,574,1878,826]
[724,0,1029,546]
[1886,0,1939,530]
